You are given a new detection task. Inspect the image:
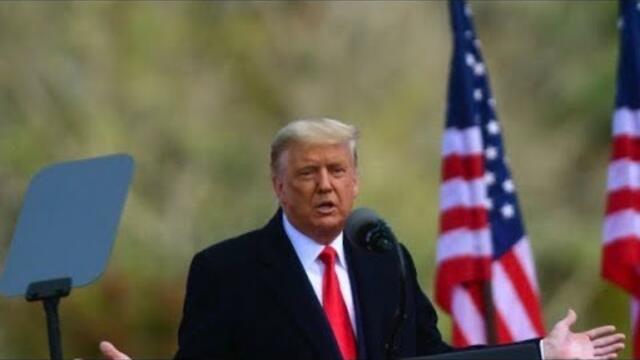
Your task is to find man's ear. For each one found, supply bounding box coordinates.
[271,173,284,202]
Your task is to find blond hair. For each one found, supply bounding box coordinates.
[270,118,359,174]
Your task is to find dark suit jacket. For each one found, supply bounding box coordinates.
[174,212,539,360]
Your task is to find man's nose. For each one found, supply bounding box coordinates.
[317,169,332,192]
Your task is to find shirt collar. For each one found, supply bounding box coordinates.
[282,212,347,269]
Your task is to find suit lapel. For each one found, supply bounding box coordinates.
[346,239,400,360]
[257,212,342,360]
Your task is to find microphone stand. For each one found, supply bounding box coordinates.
[369,222,408,360]
[385,239,408,360]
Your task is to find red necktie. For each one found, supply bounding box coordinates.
[319,246,358,360]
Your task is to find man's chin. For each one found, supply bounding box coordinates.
[312,218,345,238]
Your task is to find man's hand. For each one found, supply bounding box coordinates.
[542,309,625,360]
[99,341,131,360]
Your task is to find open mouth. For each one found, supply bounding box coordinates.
[315,201,336,214]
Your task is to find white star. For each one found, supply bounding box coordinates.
[487,120,500,135]
[485,146,498,161]
[488,97,497,108]
[618,18,625,30]
[637,2,640,11]
[502,179,515,193]
[484,171,496,186]
[466,53,476,66]
[474,63,485,76]
[474,89,483,101]
[484,197,493,210]
[500,203,515,219]
[464,4,472,16]
[474,39,482,49]
[465,30,473,39]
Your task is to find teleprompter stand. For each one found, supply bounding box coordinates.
[0,154,134,360]
[26,278,71,360]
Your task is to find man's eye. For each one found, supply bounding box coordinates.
[332,168,346,176]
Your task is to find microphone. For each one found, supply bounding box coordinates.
[345,208,396,253]
[345,207,407,360]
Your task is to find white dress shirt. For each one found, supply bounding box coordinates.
[283,213,357,335]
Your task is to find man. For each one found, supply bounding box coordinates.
[101,118,624,359]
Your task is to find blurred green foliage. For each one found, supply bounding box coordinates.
[0,1,630,358]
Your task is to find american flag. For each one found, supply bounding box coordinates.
[602,1,640,358]
[435,0,545,346]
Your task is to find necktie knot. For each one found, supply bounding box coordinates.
[319,246,337,267]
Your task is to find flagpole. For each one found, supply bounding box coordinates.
[482,280,497,345]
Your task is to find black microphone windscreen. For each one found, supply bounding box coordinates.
[345,207,381,246]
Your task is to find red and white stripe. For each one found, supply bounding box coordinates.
[603,107,640,358]
[436,126,544,346]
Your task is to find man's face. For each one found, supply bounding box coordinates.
[272,141,359,244]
